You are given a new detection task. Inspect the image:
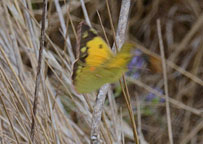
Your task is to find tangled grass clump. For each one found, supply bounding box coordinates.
[0,0,202,143]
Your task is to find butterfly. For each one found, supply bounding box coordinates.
[72,22,134,93]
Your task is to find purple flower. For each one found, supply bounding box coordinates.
[145,88,165,103]
[127,50,146,78]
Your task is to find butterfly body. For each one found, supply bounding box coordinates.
[72,23,133,93]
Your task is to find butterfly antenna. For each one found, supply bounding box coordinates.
[76,21,85,58]
[128,65,150,72]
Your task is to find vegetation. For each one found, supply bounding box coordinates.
[0,0,202,143]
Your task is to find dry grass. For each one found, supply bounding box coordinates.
[0,0,203,144]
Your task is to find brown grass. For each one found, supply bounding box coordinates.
[0,0,203,143]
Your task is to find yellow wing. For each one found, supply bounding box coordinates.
[72,23,113,80]
[72,23,134,93]
[74,43,133,93]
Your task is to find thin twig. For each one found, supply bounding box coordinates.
[0,44,33,115]
[133,42,203,87]
[80,0,91,26]
[90,85,110,144]
[105,0,118,52]
[180,119,203,144]
[136,92,148,144]
[111,0,139,142]
[30,0,47,141]
[113,0,131,49]
[54,0,75,62]
[96,11,111,46]
[22,0,39,56]
[127,78,202,116]
[122,77,139,144]
[90,0,139,144]
[169,12,203,61]
[0,72,20,144]
[158,19,173,144]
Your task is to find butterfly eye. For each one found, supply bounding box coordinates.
[99,44,103,49]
